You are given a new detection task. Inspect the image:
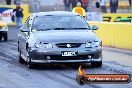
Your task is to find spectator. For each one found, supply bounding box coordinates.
[78,0,82,4]
[6,0,11,5]
[30,0,40,13]
[63,0,70,11]
[96,1,100,8]
[82,0,89,12]
[72,2,86,17]
[14,0,21,5]
[129,0,131,6]
[13,4,23,28]
[100,0,108,13]
[110,0,118,13]
[71,0,78,9]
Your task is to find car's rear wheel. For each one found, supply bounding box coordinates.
[3,32,8,41]
[0,32,2,40]
[91,61,102,68]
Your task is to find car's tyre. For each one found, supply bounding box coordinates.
[27,62,38,69]
[18,51,25,63]
[0,32,2,40]
[18,42,20,52]
[91,61,102,68]
[27,62,35,69]
[3,32,8,41]
[27,56,38,69]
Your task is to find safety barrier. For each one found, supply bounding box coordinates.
[0,4,30,25]
[103,13,132,22]
[88,21,132,50]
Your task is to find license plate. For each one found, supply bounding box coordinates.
[62,51,77,56]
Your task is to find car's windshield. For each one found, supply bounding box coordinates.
[33,16,90,31]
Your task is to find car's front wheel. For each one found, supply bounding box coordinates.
[18,50,25,63]
[91,61,102,68]
[27,55,38,69]
[27,62,35,69]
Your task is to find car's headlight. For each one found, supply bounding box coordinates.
[34,43,53,48]
[34,43,39,48]
[85,41,100,48]
[43,43,53,48]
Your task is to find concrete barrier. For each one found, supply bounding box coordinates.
[103,13,132,22]
[88,21,132,50]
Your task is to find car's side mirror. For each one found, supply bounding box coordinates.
[91,25,99,30]
[20,26,29,32]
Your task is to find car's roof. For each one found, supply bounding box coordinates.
[32,11,79,17]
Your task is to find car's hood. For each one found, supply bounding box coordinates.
[32,30,99,43]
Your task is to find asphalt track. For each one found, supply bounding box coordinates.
[0,26,132,88]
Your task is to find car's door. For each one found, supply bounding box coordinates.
[20,17,30,59]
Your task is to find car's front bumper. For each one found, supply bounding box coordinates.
[29,48,102,64]
[31,58,102,64]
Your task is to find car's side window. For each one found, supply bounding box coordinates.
[26,20,30,29]
[25,17,30,29]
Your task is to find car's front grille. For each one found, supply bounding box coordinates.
[56,43,82,48]
[50,55,92,60]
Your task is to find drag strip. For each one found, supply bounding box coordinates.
[0,26,132,88]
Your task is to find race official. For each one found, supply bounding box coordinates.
[72,2,86,18]
[100,0,108,13]
[63,0,70,11]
